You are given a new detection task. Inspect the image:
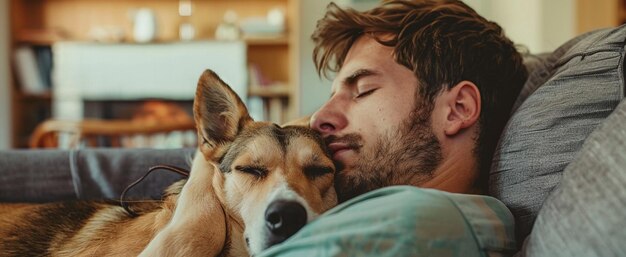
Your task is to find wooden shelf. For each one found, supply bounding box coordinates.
[17,91,53,101]
[620,0,626,24]
[244,36,289,46]
[249,84,291,97]
[9,0,300,147]
[15,29,68,46]
[576,0,622,34]
[14,35,289,47]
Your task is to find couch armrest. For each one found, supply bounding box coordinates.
[0,148,195,202]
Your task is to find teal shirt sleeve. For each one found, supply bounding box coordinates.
[259,186,517,257]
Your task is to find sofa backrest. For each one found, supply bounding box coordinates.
[489,25,626,243]
[520,88,626,257]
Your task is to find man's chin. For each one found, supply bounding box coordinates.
[334,167,375,203]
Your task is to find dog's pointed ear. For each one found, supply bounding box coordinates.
[194,70,253,160]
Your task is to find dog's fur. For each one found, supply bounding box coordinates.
[0,70,337,257]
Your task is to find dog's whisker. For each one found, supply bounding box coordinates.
[116,200,163,204]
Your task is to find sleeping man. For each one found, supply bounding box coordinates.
[260,1,528,256]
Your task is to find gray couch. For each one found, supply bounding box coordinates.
[2,26,626,256]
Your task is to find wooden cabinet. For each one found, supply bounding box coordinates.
[577,0,626,34]
[9,0,300,148]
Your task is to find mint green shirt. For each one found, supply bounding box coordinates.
[260,186,516,257]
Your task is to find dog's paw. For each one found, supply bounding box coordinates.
[141,161,227,257]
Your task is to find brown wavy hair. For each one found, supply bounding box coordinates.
[312,0,528,188]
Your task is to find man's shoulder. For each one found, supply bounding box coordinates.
[261,186,516,257]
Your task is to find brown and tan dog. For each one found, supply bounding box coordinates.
[0,70,337,257]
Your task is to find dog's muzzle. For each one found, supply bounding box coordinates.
[264,200,307,247]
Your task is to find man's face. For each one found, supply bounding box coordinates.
[311,36,442,202]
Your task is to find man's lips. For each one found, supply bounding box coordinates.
[324,133,362,164]
[328,142,350,154]
[327,142,357,160]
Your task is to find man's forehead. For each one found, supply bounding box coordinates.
[330,37,395,89]
[346,35,394,60]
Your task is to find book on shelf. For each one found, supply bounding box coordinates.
[35,46,53,91]
[248,63,271,88]
[13,46,53,95]
[246,94,287,125]
[247,64,289,124]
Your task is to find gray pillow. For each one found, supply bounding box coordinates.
[489,25,626,242]
[520,98,626,257]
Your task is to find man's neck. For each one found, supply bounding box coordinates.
[420,143,480,194]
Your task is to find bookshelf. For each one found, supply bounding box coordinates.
[9,0,300,148]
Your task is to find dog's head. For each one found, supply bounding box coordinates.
[193,70,337,255]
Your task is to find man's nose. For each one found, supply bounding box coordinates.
[310,99,348,135]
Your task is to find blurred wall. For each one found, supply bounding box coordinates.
[0,0,11,149]
[464,0,576,53]
[298,0,333,117]
[298,0,378,117]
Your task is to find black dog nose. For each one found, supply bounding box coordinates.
[265,200,307,246]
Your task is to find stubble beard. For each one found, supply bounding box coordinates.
[333,105,442,203]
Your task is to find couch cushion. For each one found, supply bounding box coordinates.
[520,98,626,257]
[489,25,626,242]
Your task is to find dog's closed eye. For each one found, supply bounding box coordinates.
[235,165,268,178]
[304,165,334,179]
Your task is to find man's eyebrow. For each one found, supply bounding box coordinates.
[343,69,377,86]
[329,69,378,97]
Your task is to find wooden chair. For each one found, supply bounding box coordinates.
[29,119,197,149]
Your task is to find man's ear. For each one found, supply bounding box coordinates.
[442,81,481,136]
[193,70,253,159]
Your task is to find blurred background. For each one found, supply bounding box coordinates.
[0,0,622,149]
